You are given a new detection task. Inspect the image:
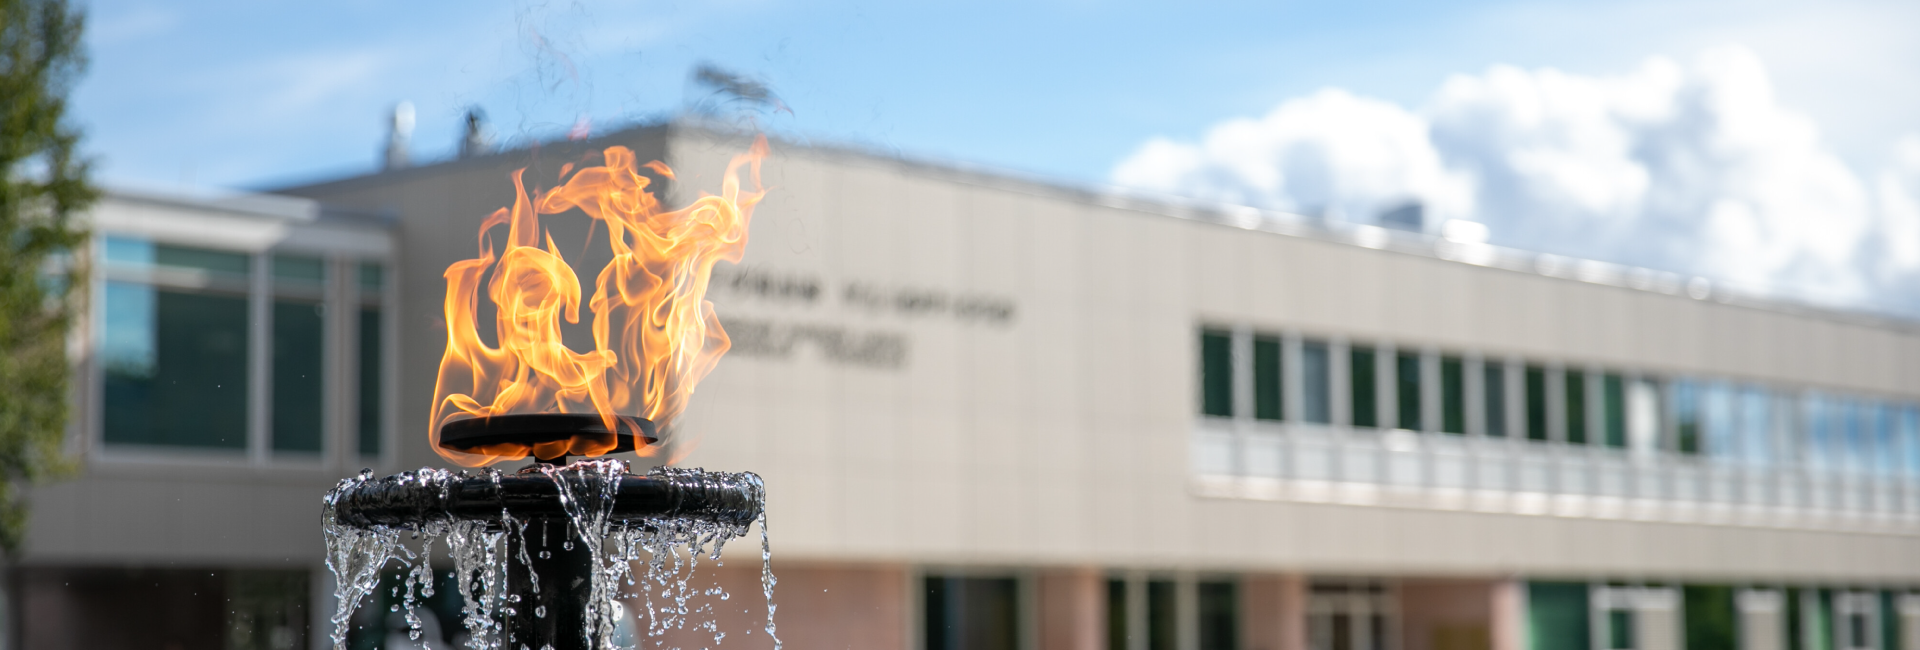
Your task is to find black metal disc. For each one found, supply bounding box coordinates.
[438,413,657,456]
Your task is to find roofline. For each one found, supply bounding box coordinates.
[278,118,1920,334]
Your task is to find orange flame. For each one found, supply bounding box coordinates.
[430,136,768,466]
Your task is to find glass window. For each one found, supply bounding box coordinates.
[1302,341,1331,424]
[1739,387,1773,466]
[102,239,254,450]
[1148,580,1176,650]
[1704,382,1735,460]
[1683,585,1737,650]
[1804,392,1835,469]
[1397,352,1421,431]
[1602,374,1626,448]
[272,255,325,454]
[1108,580,1128,650]
[1566,371,1588,445]
[1872,402,1898,476]
[1484,363,1506,437]
[1900,405,1920,477]
[924,576,1018,650]
[1675,380,1702,455]
[1527,582,1590,650]
[359,307,383,456]
[1440,356,1465,434]
[1628,378,1661,454]
[1608,609,1633,649]
[1525,366,1548,441]
[359,262,386,457]
[1200,330,1232,418]
[1351,346,1377,428]
[1843,399,1871,473]
[1254,336,1282,421]
[1198,581,1238,650]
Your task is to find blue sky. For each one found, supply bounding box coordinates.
[76,0,1920,312]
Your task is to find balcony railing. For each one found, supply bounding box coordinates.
[1192,420,1920,534]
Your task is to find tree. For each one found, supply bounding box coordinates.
[0,0,93,556]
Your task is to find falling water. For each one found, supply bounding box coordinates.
[321,462,774,650]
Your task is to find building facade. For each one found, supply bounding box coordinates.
[19,122,1920,650]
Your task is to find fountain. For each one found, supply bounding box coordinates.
[323,414,777,650]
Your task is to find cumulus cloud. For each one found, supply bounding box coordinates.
[1112,46,1920,313]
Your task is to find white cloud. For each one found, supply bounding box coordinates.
[1112,46,1916,312]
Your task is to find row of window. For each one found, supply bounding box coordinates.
[923,574,1242,650]
[1199,329,1920,475]
[1532,582,1910,650]
[99,236,387,457]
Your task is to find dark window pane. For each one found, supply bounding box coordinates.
[1485,365,1506,437]
[1397,352,1421,431]
[1441,356,1464,434]
[1332,613,1352,650]
[359,308,383,455]
[1199,581,1238,650]
[1683,585,1736,650]
[925,576,1018,650]
[1566,371,1587,444]
[1604,375,1627,448]
[103,285,249,449]
[272,300,325,453]
[1108,580,1128,650]
[272,255,325,282]
[156,244,250,276]
[1608,609,1633,649]
[1148,580,1176,650]
[358,263,385,292]
[1303,341,1331,424]
[1881,591,1899,650]
[1677,380,1702,455]
[1527,582,1590,650]
[1254,337,1282,421]
[1351,347,1377,428]
[1201,330,1233,418]
[1526,366,1548,441]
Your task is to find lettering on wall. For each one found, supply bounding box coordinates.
[710,265,1017,371]
[724,319,908,369]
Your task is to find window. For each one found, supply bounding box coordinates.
[1397,352,1421,431]
[1628,379,1662,454]
[1566,371,1587,444]
[1148,580,1176,650]
[1440,356,1464,434]
[924,576,1019,650]
[1302,341,1331,424]
[1675,380,1702,455]
[1525,366,1548,441]
[1704,382,1735,460]
[1608,609,1634,649]
[101,238,252,449]
[358,263,386,456]
[1900,405,1920,477]
[1254,335,1282,421]
[1108,580,1128,650]
[1351,346,1377,428]
[1484,363,1506,437]
[1200,330,1233,418]
[1738,387,1772,466]
[1602,374,1626,448]
[1803,392,1835,468]
[271,254,325,454]
[1198,581,1238,650]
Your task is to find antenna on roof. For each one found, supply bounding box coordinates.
[459,107,493,159]
[383,102,416,171]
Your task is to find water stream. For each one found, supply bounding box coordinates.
[322,461,776,650]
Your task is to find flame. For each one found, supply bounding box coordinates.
[430,136,768,466]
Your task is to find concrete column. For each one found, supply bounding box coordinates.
[1490,578,1524,650]
[1243,573,1306,650]
[1038,568,1104,650]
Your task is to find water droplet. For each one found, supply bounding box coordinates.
[534,605,546,619]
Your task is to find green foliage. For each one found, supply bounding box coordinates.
[0,0,94,555]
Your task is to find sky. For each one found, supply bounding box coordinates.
[75,0,1920,314]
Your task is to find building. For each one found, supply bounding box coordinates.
[20,121,1920,650]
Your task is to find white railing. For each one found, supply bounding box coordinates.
[1192,420,1920,534]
